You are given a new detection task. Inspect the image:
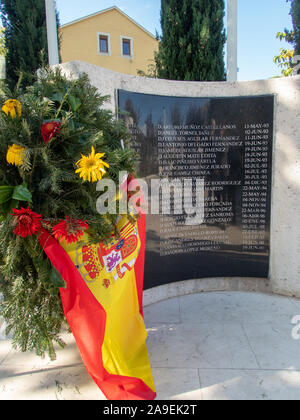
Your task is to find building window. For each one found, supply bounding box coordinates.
[100,36,108,53]
[98,33,110,56]
[121,37,133,58]
[122,39,131,56]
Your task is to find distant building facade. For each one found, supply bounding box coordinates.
[59,6,159,76]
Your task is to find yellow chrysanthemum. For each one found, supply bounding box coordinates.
[75,146,109,183]
[2,99,22,118]
[6,144,25,166]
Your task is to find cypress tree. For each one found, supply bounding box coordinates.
[0,0,60,90]
[291,0,300,54]
[155,0,226,81]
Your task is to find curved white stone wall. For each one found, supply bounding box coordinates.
[58,61,300,301]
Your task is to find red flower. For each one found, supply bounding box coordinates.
[52,216,88,244]
[41,121,62,144]
[12,207,42,238]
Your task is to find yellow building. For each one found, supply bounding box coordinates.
[59,6,159,76]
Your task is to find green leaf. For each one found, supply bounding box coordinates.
[0,198,18,217]
[0,186,14,204]
[68,94,81,112]
[12,185,32,203]
[50,267,66,288]
[51,92,64,103]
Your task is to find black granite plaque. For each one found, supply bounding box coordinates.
[117,90,274,290]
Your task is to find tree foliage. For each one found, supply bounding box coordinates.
[155,0,226,81]
[274,0,300,76]
[0,28,7,57]
[0,0,61,89]
[291,0,300,54]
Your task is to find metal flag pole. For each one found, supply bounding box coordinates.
[227,0,238,82]
[45,0,59,66]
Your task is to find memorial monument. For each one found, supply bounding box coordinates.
[118,91,274,289]
[58,60,300,302]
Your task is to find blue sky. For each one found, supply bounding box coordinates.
[56,0,293,81]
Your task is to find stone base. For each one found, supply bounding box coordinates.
[143,277,300,307]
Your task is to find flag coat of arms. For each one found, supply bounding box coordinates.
[39,213,156,400]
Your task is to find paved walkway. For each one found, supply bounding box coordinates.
[1,291,300,400]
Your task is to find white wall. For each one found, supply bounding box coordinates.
[0,56,6,80]
[58,61,300,301]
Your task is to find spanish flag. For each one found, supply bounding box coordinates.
[39,213,156,400]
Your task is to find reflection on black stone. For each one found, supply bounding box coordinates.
[118,90,274,290]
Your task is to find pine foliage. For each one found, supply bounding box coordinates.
[0,67,137,359]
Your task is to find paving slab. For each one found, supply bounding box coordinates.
[199,369,300,401]
[147,321,259,370]
[1,291,300,400]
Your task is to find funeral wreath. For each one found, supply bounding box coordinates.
[0,67,137,359]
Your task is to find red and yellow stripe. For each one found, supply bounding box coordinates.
[39,214,156,400]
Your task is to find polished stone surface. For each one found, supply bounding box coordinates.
[1,291,300,400]
[118,90,274,288]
